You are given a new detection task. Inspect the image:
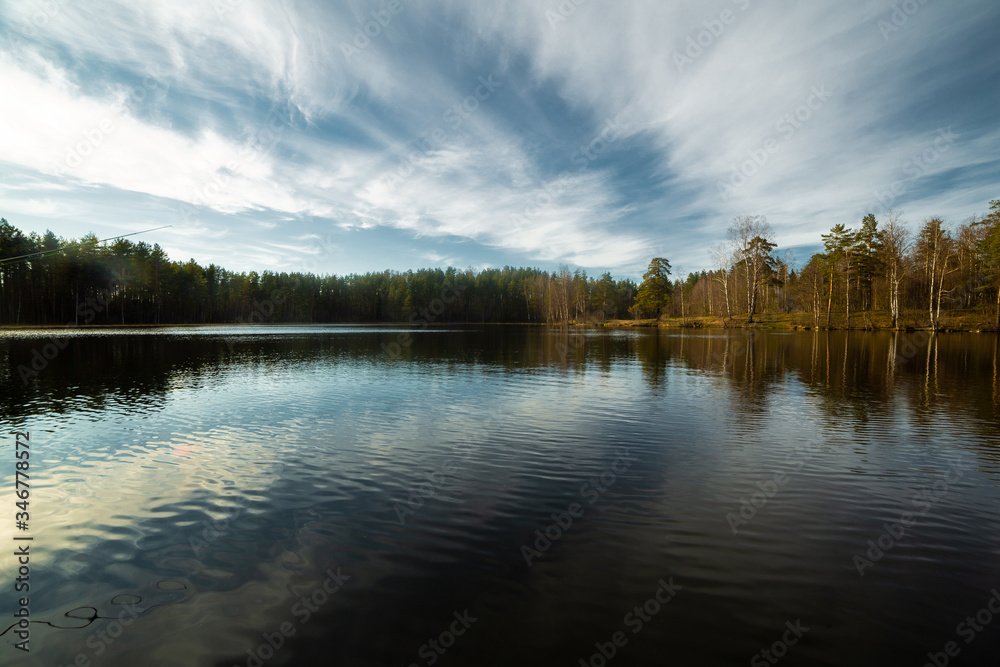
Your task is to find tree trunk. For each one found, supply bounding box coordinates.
[826,274,834,328]
[928,252,937,331]
[745,267,753,324]
[723,274,732,322]
[813,274,821,327]
[890,272,899,329]
[845,267,851,330]
[935,270,945,330]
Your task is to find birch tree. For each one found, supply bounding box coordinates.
[728,216,776,324]
[878,210,909,330]
[711,242,734,323]
[915,217,958,331]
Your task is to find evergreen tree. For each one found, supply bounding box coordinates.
[821,224,856,327]
[978,200,1000,329]
[854,214,883,316]
[630,257,672,320]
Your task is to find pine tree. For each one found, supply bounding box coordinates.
[978,200,1000,330]
[821,224,856,328]
[854,214,883,320]
[630,257,672,320]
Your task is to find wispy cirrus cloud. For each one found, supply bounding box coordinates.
[0,0,997,278]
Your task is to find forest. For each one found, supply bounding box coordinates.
[0,199,998,330]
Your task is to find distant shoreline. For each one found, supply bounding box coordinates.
[0,322,545,330]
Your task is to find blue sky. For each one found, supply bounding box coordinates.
[1,0,998,279]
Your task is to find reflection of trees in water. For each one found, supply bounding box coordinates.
[0,333,357,423]
[644,332,789,415]
[629,330,1000,439]
[2,335,178,422]
[4,327,998,437]
[994,336,1000,418]
[711,333,776,415]
[633,331,670,391]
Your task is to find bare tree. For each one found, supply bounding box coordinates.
[779,249,795,313]
[676,268,687,326]
[729,215,777,324]
[879,209,909,330]
[798,257,824,327]
[915,217,958,331]
[710,242,734,324]
[955,218,986,310]
[555,265,572,323]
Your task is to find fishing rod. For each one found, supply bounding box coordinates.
[0,225,172,266]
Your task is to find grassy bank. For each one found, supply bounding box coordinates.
[604,311,999,332]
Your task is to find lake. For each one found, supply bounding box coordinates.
[1,326,999,666]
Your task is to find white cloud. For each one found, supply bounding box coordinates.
[0,0,997,276]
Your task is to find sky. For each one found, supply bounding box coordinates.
[1,0,998,280]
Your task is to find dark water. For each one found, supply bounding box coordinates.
[1,326,999,666]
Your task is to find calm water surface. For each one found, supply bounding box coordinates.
[1,326,999,666]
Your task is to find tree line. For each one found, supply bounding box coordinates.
[0,220,637,325]
[663,201,1000,331]
[1,199,998,329]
